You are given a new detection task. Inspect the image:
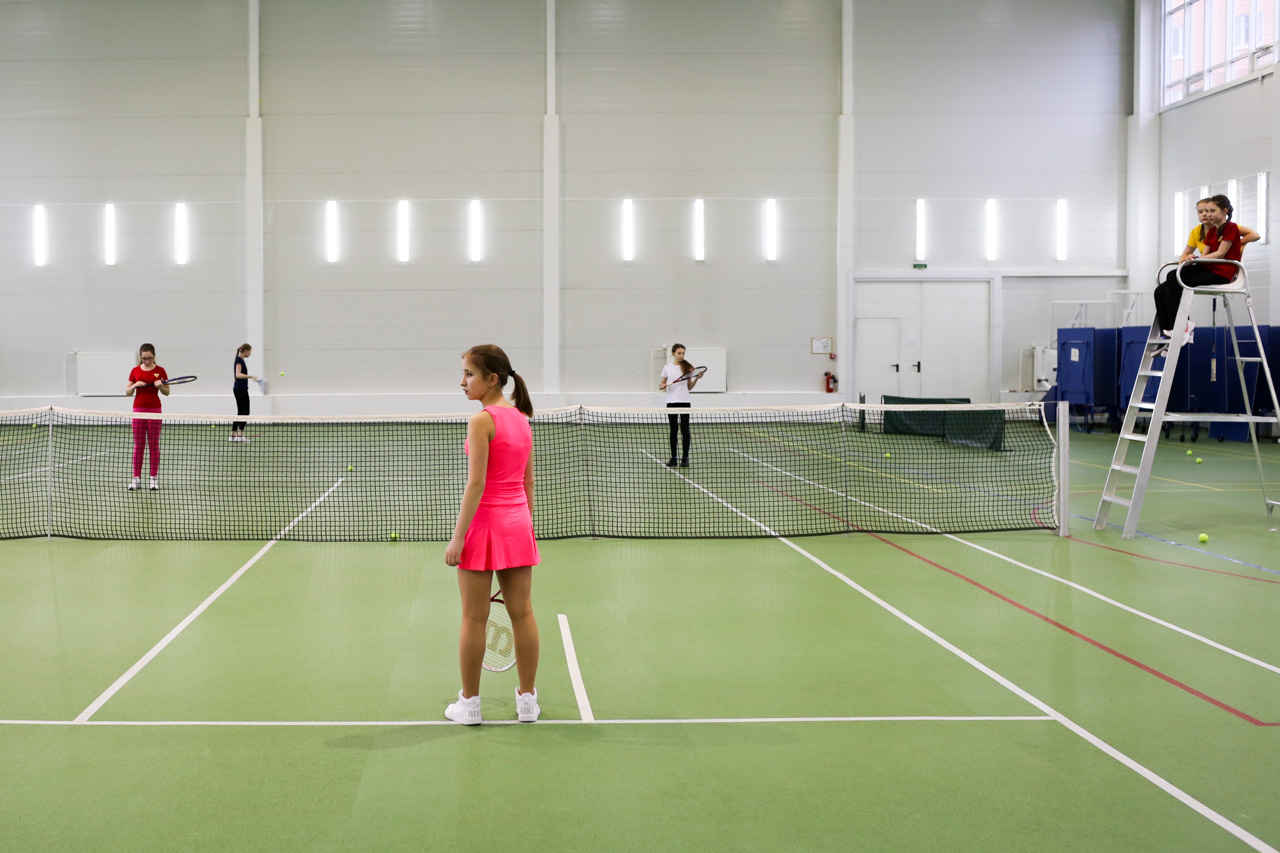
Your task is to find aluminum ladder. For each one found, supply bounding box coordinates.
[1095,260,1280,539]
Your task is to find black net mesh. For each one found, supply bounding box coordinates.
[0,404,1058,541]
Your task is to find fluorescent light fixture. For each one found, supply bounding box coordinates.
[1258,173,1269,242]
[104,204,117,266]
[33,205,48,267]
[1200,185,1209,202]
[621,198,635,262]
[692,198,705,262]
[1055,199,1068,262]
[468,200,484,262]
[914,199,926,262]
[764,198,778,262]
[324,200,338,263]
[984,199,998,261]
[396,200,410,263]
[1227,178,1238,202]
[1174,191,1185,251]
[174,203,189,265]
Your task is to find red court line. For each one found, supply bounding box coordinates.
[763,484,1280,727]
[1067,536,1280,585]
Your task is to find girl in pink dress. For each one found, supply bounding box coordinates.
[444,344,540,725]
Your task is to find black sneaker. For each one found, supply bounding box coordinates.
[666,458,677,467]
[679,460,689,468]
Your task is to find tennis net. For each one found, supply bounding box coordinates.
[0,404,1059,541]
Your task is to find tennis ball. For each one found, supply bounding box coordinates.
[1198,533,1209,543]
[347,465,354,472]
[1187,450,1193,455]
[884,452,891,458]
[389,532,399,541]
[279,371,285,377]
[1196,457,1203,464]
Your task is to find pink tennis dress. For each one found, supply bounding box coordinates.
[460,405,540,572]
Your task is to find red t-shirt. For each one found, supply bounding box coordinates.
[1199,221,1242,280]
[129,365,168,410]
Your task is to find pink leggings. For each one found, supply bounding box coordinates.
[132,409,162,477]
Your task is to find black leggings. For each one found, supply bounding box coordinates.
[1155,265,1230,332]
[232,388,250,432]
[667,402,690,461]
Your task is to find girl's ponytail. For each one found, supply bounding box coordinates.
[509,371,533,418]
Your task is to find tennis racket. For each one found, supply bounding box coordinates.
[161,375,198,386]
[669,366,707,385]
[482,592,516,672]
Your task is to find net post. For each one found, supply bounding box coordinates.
[1056,400,1070,537]
[45,407,53,540]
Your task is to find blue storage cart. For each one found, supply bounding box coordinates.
[1057,327,1118,431]
[1205,324,1269,442]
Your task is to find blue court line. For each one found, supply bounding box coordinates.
[1074,513,1280,576]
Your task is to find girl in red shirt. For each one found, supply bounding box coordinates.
[1155,194,1249,341]
[125,343,169,490]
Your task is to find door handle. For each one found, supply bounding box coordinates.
[913,362,921,372]
[891,363,900,372]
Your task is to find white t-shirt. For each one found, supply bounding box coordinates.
[662,363,692,404]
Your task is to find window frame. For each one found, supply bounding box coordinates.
[1163,0,1280,108]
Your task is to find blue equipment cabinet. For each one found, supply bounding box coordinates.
[1057,328,1118,430]
[1205,324,1269,442]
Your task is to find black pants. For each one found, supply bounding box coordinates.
[233,388,250,432]
[1155,266,1230,332]
[667,402,690,461]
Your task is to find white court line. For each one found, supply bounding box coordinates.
[2,449,115,482]
[0,716,1053,727]
[72,478,345,724]
[732,448,1280,678]
[650,452,1277,853]
[558,613,594,722]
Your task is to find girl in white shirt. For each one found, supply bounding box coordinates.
[658,343,700,466]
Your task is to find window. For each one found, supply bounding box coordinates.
[1164,0,1280,106]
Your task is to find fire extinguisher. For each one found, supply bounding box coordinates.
[824,371,838,393]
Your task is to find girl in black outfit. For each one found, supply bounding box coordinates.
[231,344,258,443]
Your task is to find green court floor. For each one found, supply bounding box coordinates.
[0,431,1277,851]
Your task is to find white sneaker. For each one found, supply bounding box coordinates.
[149,477,159,491]
[445,690,481,725]
[127,477,140,491]
[516,687,540,722]
[228,435,236,442]
[239,436,250,444]
[1182,320,1195,345]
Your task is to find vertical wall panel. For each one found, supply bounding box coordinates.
[261,0,545,394]
[0,0,246,399]
[560,0,839,393]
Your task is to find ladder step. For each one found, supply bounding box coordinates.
[1133,402,1155,411]
[1138,369,1164,377]
[1119,432,1148,442]
[1101,495,1132,507]
[1111,464,1140,475]
[1237,357,1264,363]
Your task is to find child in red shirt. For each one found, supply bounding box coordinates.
[125,343,169,490]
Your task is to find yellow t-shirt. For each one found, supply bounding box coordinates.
[1186,225,1208,254]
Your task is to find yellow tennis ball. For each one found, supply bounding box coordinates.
[1198,533,1208,543]
[389,532,399,541]
[348,465,354,472]
[279,371,285,377]
[884,452,891,458]
[1195,457,1203,464]
[1186,449,1193,455]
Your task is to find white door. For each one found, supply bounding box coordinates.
[853,280,991,402]
[854,318,903,402]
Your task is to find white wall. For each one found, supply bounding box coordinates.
[0,0,246,398]
[559,0,840,395]
[0,0,1140,415]
[852,0,1132,397]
